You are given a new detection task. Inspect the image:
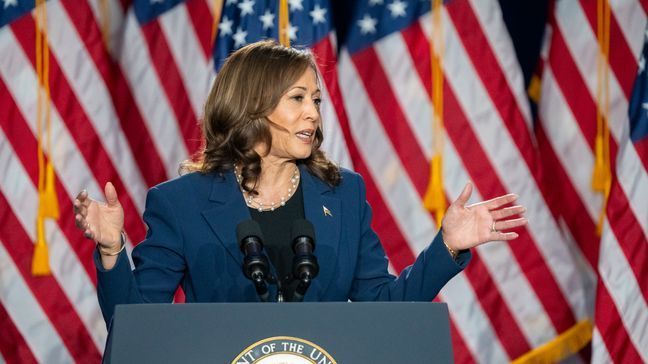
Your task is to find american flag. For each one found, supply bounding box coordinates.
[0,0,646,363]
[537,1,648,362]
[340,1,593,362]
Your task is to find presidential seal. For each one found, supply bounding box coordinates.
[232,336,337,364]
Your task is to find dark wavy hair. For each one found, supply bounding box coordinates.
[182,40,340,194]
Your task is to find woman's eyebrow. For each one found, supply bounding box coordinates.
[288,86,321,93]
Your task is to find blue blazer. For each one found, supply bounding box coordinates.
[95,166,471,325]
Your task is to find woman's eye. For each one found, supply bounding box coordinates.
[313,98,322,106]
[291,95,304,102]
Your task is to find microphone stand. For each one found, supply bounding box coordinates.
[250,271,269,302]
[264,265,284,302]
[292,274,312,302]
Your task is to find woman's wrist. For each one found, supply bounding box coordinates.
[98,232,126,256]
[442,239,458,260]
[440,227,458,259]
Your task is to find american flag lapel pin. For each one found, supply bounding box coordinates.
[323,205,332,217]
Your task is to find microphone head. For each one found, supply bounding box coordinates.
[291,219,315,249]
[236,219,264,250]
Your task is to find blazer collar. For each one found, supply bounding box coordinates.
[201,166,341,299]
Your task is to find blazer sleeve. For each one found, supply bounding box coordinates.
[349,174,471,302]
[95,186,186,325]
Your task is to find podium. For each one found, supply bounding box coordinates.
[106,302,454,363]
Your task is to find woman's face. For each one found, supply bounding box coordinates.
[262,67,321,162]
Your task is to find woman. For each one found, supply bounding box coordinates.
[74,41,527,325]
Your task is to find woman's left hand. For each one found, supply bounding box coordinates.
[441,182,527,252]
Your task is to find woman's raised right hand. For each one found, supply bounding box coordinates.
[74,182,124,252]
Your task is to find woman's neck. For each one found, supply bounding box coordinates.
[258,157,296,187]
[235,158,298,211]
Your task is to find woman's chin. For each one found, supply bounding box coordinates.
[293,149,313,160]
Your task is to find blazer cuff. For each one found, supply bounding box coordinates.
[94,245,130,273]
[435,231,471,269]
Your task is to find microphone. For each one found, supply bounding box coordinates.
[236,220,270,302]
[291,219,319,301]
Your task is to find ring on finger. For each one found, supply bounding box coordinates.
[490,221,497,233]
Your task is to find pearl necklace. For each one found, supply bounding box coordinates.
[235,165,300,212]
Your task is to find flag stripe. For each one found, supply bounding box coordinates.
[580,0,643,99]
[45,1,150,213]
[158,3,213,117]
[120,13,190,177]
[609,0,648,80]
[440,132,522,362]
[9,17,148,243]
[0,83,106,349]
[440,279,509,363]
[463,254,532,357]
[0,73,98,282]
[447,319,477,364]
[599,219,648,359]
[0,192,101,362]
[593,278,644,363]
[351,48,430,194]
[321,56,418,272]
[339,48,508,362]
[62,0,169,187]
[311,36,354,169]
[377,10,576,356]
[550,9,648,247]
[339,50,435,265]
[447,0,537,170]
[433,6,593,325]
[411,15,580,336]
[539,1,648,360]
[467,0,533,125]
[548,16,648,297]
[395,19,551,354]
[0,240,73,364]
[344,30,534,359]
[185,0,214,60]
[437,8,590,326]
[591,327,613,364]
[373,31,432,158]
[140,20,202,155]
[539,50,643,364]
[0,302,37,364]
[539,67,600,219]
[605,179,648,293]
[559,0,648,191]
[2,0,646,361]
[535,124,600,268]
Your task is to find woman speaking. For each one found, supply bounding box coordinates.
[74,41,527,324]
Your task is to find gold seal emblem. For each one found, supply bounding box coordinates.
[232,336,337,364]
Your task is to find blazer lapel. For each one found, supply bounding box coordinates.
[200,166,341,298]
[201,171,250,265]
[300,165,341,298]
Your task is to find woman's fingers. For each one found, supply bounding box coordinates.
[453,182,473,207]
[74,213,85,228]
[75,189,87,201]
[467,193,517,211]
[485,194,517,210]
[84,227,95,240]
[493,231,519,241]
[493,217,528,231]
[104,182,119,207]
[491,205,526,220]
